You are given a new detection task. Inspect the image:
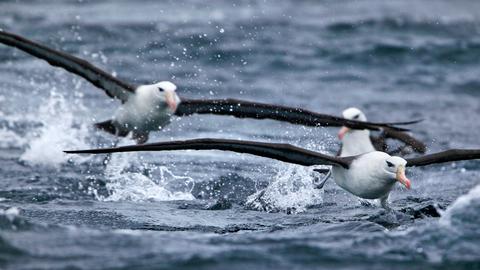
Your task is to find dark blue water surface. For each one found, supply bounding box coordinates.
[1,1,480,269]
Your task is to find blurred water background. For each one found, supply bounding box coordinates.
[0,1,479,269]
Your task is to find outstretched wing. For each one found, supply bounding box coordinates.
[370,127,427,154]
[175,98,416,132]
[0,30,135,102]
[406,149,480,167]
[381,127,427,153]
[65,138,352,168]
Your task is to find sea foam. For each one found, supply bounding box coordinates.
[20,91,91,167]
[97,151,195,202]
[246,164,325,213]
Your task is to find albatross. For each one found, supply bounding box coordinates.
[338,107,426,156]
[310,107,426,191]
[65,139,480,209]
[0,30,418,144]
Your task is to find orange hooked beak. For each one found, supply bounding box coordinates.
[165,91,178,112]
[396,166,411,189]
[338,126,350,140]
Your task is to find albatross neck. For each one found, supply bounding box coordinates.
[340,129,376,157]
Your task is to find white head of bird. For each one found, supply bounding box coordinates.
[338,107,375,157]
[338,107,367,140]
[343,107,367,121]
[383,155,410,190]
[135,81,180,112]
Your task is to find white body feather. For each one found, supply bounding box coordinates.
[339,107,376,157]
[114,86,171,132]
[333,151,396,199]
[112,82,180,134]
[340,129,376,157]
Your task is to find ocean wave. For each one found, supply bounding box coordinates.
[326,17,480,36]
[440,184,480,229]
[329,40,480,66]
[0,236,24,265]
[357,185,480,264]
[451,80,480,96]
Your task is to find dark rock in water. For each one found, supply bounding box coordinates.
[192,173,267,204]
[369,203,445,228]
[215,223,265,234]
[205,197,233,210]
[395,197,446,218]
[400,204,445,219]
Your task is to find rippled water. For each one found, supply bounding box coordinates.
[0,1,479,269]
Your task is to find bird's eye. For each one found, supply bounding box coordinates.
[158,87,164,92]
[386,161,394,168]
[353,114,360,120]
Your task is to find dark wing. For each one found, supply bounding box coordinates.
[0,30,135,102]
[381,127,427,154]
[406,149,480,167]
[370,128,426,155]
[381,119,424,126]
[175,99,418,132]
[65,138,352,168]
[370,133,388,152]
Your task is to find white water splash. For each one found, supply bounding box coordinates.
[97,152,195,202]
[20,91,91,167]
[440,184,480,226]
[246,164,324,213]
[245,138,332,213]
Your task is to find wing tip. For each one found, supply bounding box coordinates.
[64,150,96,154]
[387,126,410,132]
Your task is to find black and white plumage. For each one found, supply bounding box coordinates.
[1,30,417,144]
[0,30,180,144]
[338,107,426,156]
[65,138,480,208]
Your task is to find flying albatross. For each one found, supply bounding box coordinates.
[0,30,418,144]
[65,139,480,209]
